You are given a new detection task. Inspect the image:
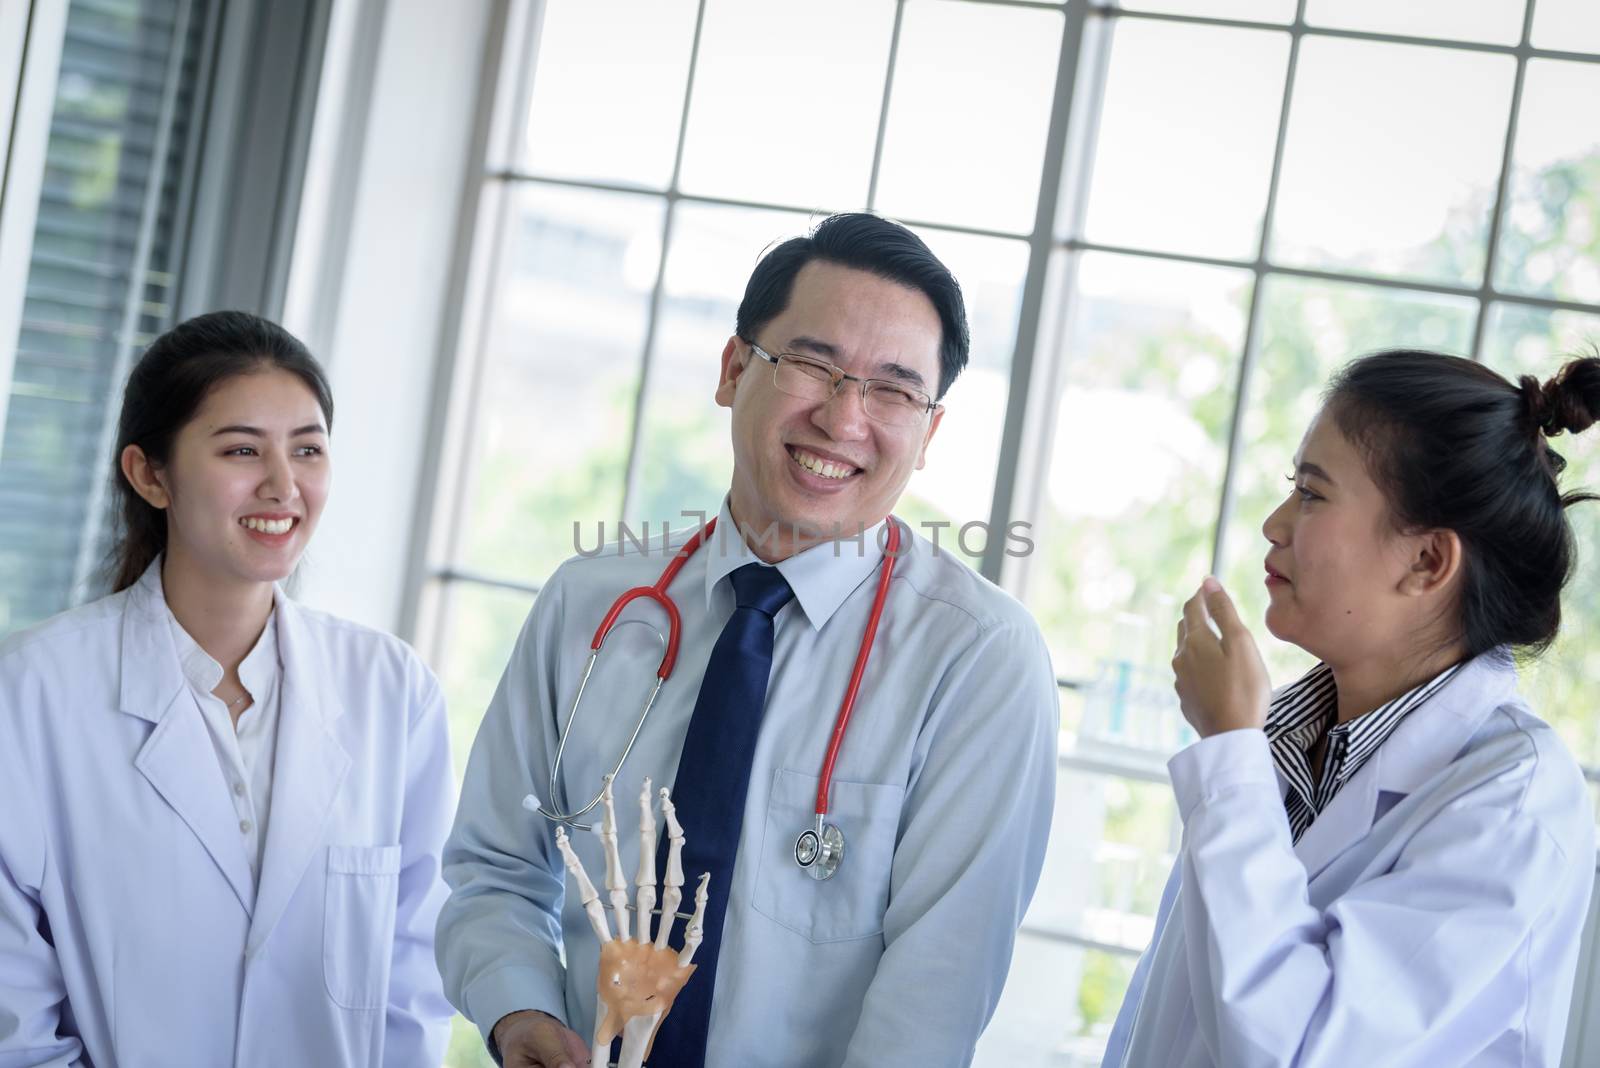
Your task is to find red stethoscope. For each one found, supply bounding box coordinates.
[535,515,901,881]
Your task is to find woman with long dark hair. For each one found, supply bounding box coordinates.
[1107,350,1599,1067]
[0,311,455,1066]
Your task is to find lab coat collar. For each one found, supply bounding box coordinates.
[1369,651,1517,796]
[1289,651,1517,880]
[247,582,351,955]
[120,560,188,721]
[122,561,256,912]
[701,497,888,631]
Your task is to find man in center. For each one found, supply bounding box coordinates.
[437,212,1059,1068]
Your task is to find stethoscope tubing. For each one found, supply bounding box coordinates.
[814,517,899,818]
[540,524,711,825]
[540,514,899,834]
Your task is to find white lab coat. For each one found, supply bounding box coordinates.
[0,564,456,1068]
[1105,652,1597,1067]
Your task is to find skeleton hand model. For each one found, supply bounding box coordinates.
[553,776,710,1068]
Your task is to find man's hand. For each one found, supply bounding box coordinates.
[492,1010,591,1068]
[1172,576,1270,738]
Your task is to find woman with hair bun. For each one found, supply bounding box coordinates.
[0,311,455,1066]
[1107,351,1600,1067]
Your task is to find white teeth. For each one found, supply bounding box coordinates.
[240,517,293,535]
[792,448,855,480]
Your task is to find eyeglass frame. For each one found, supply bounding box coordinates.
[739,337,942,425]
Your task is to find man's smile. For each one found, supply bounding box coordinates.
[786,444,863,481]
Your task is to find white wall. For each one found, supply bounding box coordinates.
[282,0,498,632]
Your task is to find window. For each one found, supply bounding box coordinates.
[427,3,1600,1065]
[423,0,1064,783]
[1028,3,1600,1062]
[0,0,215,634]
[0,0,334,638]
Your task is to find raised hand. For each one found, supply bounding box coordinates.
[554,776,711,1068]
[1172,576,1271,738]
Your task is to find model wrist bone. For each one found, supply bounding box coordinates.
[553,775,710,1068]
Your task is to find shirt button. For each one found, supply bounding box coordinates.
[239,819,252,834]
[233,782,245,797]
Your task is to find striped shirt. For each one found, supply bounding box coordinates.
[1266,661,1464,842]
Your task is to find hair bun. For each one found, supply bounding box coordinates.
[1523,358,1599,437]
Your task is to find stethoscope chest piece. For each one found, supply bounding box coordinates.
[794,819,845,881]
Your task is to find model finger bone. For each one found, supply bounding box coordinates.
[553,775,710,1068]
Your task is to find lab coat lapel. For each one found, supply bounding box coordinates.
[1367,654,1516,804]
[247,595,350,954]
[122,584,256,914]
[1292,654,1515,881]
[1292,756,1381,881]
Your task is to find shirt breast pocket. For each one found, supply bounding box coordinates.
[323,843,401,1010]
[751,768,905,943]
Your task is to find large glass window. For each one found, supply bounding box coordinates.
[429,3,1600,1064]
[1026,4,1600,1061]
[426,0,1069,771]
[0,0,214,634]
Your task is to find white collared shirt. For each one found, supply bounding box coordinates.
[164,585,282,884]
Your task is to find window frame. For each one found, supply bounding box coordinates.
[415,0,1600,1059]
[419,0,1600,625]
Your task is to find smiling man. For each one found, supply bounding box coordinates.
[437,213,1059,1068]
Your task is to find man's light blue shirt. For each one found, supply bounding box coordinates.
[437,500,1059,1067]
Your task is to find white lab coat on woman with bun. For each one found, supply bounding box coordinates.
[0,562,456,1068]
[1104,653,1595,1068]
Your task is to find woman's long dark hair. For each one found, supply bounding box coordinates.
[110,311,333,592]
[1327,350,1599,659]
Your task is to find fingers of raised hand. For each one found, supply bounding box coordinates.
[1181,589,1216,648]
[1200,576,1244,638]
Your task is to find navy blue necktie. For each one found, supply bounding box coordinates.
[649,562,793,1068]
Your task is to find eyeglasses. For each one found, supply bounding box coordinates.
[742,339,939,428]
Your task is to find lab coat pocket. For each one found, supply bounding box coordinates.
[323,843,401,1010]
[752,768,905,943]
